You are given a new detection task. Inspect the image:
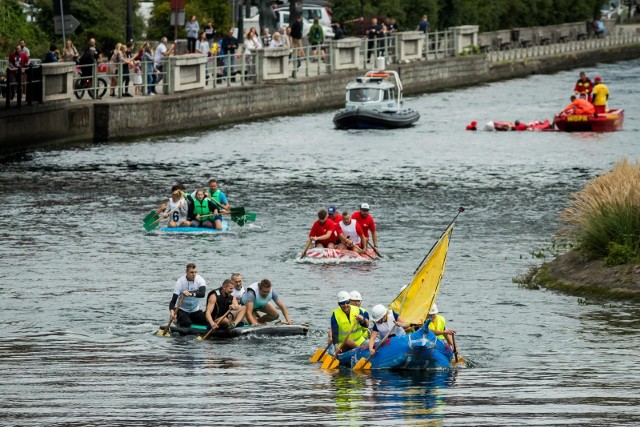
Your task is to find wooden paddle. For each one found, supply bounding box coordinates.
[196,308,233,341]
[143,206,164,224]
[157,294,185,337]
[368,240,383,258]
[309,341,332,363]
[321,322,358,370]
[352,323,397,371]
[144,202,184,231]
[451,333,464,365]
[300,239,314,259]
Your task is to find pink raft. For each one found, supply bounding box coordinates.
[302,248,376,262]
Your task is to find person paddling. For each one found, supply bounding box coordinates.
[205,279,246,331]
[336,211,367,252]
[426,304,456,349]
[240,279,293,326]
[302,209,340,256]
[368,304,407,356]
[169,263,208,327]
[330,291,369,355]
[352,203,378,251]
[160,185,189,227]
[230,272,246,300]
[187,188,222,229]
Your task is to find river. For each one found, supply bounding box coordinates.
[1,59,639,426]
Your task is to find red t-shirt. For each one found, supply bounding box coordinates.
[514,123,528,131]
[329,213,342,223]
[309,218,339,244]
[351,212,376,237]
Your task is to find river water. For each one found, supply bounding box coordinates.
[1,59,639,426]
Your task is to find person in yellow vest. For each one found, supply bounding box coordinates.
[427,304,456,348]
[330,291,369,355]
[591,76,609,114]
[349,290,370,339]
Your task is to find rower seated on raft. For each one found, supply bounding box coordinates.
[187,188,222,230]
[330,291,369,355]
[368,304,407,355]
[240,279,294,326]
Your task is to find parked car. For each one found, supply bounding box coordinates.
[281,2,333,27]
[242,9,334,41]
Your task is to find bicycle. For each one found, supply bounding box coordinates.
[74,65,108,99]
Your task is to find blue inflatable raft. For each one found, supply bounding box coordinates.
[333,320,454,370]
[161,220,230,233]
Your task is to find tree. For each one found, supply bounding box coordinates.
[147,0,231,42]
[0,0,49,58]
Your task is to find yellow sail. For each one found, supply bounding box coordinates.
[388,224,453,325]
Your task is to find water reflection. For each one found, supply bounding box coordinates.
[329,369,458,424]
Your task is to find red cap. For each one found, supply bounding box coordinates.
[594,76,602,82]
[471,121,477,126]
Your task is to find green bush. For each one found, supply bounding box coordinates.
[604,241,638,267]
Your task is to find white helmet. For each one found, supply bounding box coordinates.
[428,303,439,315]
[337,291,351,303]
[371,304,388,322]
[349,290,362,301]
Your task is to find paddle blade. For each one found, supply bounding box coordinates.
[309,348,324,363]
[156,328,170,337]
[144,210,160,222]
[321,355,337,370]
[352,357,371,371]
[143,220,160,232]
[244,212,257,222]
[230,207,245,215]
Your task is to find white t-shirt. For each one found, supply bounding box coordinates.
[339,220,361,245]
[166,197,188,223]
[173,274,206,313]
[154,43,167,66]
[232,286,246,300]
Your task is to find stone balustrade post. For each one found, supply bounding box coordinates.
[41,62,75,102]
[396,31,424,63]
[166,54,208,94]
[329,37,361,71]
[451,25,479,54]
[256,47,290,83]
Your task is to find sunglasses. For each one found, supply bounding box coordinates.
[338,300,350,306]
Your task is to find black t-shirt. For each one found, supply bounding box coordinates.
[291,19,303,39]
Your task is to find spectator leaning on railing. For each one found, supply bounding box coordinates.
[154,37,175,86]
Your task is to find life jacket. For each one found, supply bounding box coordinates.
[193,198,213,218]
[207,189,224,208]
[427,314,446,340]
[208,287,233,319]
[574,78,593,94]
[339,220,361,245]
[332,306,366,346]
[245,282,272,310]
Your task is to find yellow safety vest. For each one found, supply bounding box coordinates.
[428,314,446,340]
[333,306,366,346]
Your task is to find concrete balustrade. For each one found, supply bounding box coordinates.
[165,54,208,94]
[329,37,361,71]
[451,25,479,54]
[41,62,75,102]
[256,47,290,82]
[396,32,424,62]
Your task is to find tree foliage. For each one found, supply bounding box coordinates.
[147,0,232,42]
[328,0,607,32]
[0,0,49,58]
[30,0,145,54]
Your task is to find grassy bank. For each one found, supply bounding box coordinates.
[515,158,640,301]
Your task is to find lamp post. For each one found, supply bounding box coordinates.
[126,0,133,41]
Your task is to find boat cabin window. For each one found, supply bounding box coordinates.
[349,88,383,102]
[383,89,395,100]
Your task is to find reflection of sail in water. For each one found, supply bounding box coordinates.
[388,224,453,324]
[368,369,457,423]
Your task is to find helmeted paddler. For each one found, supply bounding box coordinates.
[349,290,370,339]
[330,291,369,355]
[426,303,456,349]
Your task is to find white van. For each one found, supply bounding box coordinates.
[242,10,334,40]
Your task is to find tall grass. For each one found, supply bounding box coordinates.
[559,158,640,263]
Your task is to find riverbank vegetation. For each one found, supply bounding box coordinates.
[515,158,640,301]
[559,158,640,266]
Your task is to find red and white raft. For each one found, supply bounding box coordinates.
[301,248,376,262]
